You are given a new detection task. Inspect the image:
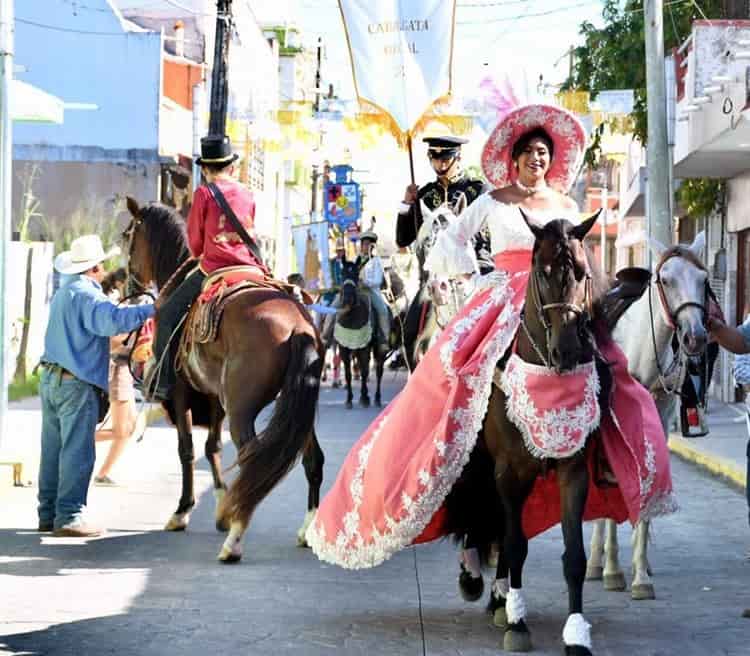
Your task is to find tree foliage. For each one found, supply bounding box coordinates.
[563,0,724,145]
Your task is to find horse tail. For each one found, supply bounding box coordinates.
[219,331,323,525]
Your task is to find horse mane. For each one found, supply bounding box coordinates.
[656,245,707,273]
[583,243,610,308]
[139,202,192,289]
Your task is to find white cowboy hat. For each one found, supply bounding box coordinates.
[54,234,121,275]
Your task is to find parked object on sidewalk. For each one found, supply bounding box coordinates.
[38,234,154,535]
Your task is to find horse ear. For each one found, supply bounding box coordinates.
[126,196,140,217]
[454,193,467,216]
[519,208,546,241]
[419,199,433,220]
[570,209,601,241]
[689,230,706,257]
[648,236,668,260]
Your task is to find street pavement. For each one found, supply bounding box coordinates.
[1,371,749,655]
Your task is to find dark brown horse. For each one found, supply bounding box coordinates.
[445,210,605,655]
[124,198,324,562]
[333,261,388,408]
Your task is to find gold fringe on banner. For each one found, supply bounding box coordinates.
[345,95,472,150]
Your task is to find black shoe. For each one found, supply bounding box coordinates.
[37,521,53,532]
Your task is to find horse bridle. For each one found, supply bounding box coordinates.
[521,259,594,369]
[122,216,150,294]
[653,249,708,331]
[648,248,709,395]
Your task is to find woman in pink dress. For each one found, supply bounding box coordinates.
[306,104,676,650]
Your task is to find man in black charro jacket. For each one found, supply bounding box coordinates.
[396,135,492,274]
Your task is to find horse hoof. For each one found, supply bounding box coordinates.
[375,397,382,408]
[458,570,484,602]
[217,550,242,564]
[585,565,603,581]
[345,400,353,409]
[631,583,655,600]
[296,509,315,548]
[360,397,370,408]
[215,518,230,533]
[493,607,508,630]
[603,572,627,591]
[564,646,592,655]
[503,624,532,652]
[164,513,189,531]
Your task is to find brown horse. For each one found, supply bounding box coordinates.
[444,210,605,655]
[124,198,325,563]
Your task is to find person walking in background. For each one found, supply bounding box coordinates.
[39,235,155,537]
[93,268,150,486]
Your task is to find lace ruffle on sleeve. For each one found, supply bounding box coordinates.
[423,194,490,276]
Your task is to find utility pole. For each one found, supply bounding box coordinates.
[645,0,673,255]
[208,0,233,136]
[314,36,322,113]
[600,183,608,273]
[0,0,13,449]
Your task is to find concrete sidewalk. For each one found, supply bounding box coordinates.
[0,396,164,490]
[668,399,748,491]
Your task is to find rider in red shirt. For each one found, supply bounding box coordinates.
[148,134,264,400]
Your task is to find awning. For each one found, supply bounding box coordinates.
[12,79,64,124]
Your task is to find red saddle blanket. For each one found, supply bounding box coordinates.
[198,266,268,304]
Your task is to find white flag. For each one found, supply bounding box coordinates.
[339,0,457,136]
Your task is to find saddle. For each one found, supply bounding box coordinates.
[184,265,314,346]
[597,267,652,332]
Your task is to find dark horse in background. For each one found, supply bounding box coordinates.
[331,260,390,408]
[124,198,324,563]
[444,211,606,655]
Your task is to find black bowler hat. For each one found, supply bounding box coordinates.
[195,134,239,166]
[423,135,468,160]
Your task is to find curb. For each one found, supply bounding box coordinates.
[668,433,746,492]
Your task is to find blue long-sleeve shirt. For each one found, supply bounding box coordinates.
[42,274,155,390]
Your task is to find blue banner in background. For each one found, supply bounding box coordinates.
[324,164,360,228]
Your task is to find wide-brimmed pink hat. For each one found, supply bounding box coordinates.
[481,104,587,193]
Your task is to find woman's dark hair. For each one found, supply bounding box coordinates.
[511,128,554,162]
[102,267,128,295]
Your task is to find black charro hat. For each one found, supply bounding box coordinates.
[195,134,239,166]
[423,135,468,160]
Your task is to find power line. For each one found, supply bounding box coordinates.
[456,0,599,25]
[15,16,130,36]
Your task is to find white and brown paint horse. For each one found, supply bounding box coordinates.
[587,232,709,600]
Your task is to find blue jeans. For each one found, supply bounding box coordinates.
[38,367,98,528]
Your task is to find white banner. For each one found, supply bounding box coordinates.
[339,0,457,135]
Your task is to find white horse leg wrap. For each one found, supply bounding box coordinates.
[505,587,527,624]
[562,613,592,649]
[491,577,509,599]
[461,547,482,578]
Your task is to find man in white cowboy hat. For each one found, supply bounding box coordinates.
[38,234,155,537]
[356,230,391,354]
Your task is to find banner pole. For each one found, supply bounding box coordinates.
[407,133,416,185]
